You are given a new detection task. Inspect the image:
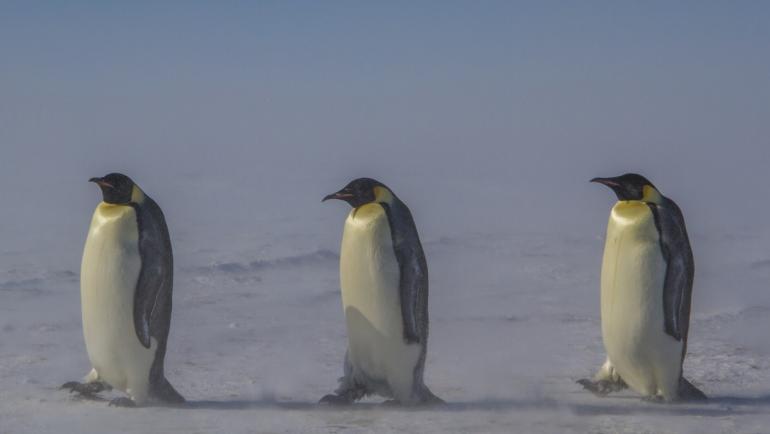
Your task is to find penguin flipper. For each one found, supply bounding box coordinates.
[678,377,707,401]
[132,197,174,349]
[395,247,426,345]
[651,199,694,344]
[381,201,427,344]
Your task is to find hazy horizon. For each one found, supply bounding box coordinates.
[2,1,769,266]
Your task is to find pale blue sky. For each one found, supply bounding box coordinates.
[1,1,769,263]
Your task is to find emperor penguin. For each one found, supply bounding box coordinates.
[62,173,185,407]
[578,173,706,402]
[320,178,442,406]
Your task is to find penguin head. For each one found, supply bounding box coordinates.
[322,178,394,208]
[89,173,140,205]
[591,173,662,203]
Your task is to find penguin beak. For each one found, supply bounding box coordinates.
[590,177,620,188]
[89,177,114,189]
[322,189,354,202]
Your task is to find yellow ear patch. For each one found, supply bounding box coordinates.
[642,185,662,204]
[131,185,146,204]
[373,186,394,204]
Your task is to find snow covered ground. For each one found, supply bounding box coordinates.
[2,210,769,433]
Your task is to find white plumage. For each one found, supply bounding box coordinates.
[80,203,157,404]
[600,201,682,400]
[339,203,422,402]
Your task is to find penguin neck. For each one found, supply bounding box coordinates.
[614,186,663,209]
[350,202,385,221]
[611,200,652,223]
[95,201,137,222]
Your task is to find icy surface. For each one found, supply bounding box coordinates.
[1,225,769,433]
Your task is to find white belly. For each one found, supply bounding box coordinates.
[81,203,156,402]
[600,201,682,399]
[339,204,421,400]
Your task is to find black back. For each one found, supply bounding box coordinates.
[130,196,176,390]
[648,196,695,367]
[379,198,429,346]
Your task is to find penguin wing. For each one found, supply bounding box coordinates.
[383,201,428,345]
[132,198,174,349]
[653,199,695,343]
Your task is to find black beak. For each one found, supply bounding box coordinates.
[322,190,354,202]
[89,177,113,189]
[590,177,620,188]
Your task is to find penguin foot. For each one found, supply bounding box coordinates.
[642,395,666,404]
[577,378,627,397]
[108,397,136,408]
[319,394,353,406]
[320,382,369,405]
[61,381,108,396]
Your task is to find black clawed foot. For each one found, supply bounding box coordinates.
[642,395,665,404]
[108,397,136,408]
[577,379,606,396]
[61,381,80,392]
[319,394,353,406]
[61,381,107,396]
[577,378,626,397]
